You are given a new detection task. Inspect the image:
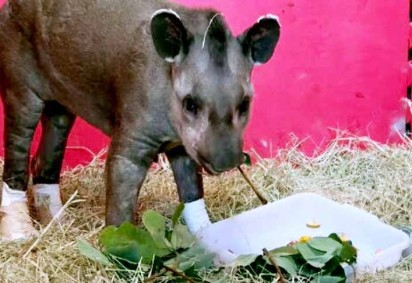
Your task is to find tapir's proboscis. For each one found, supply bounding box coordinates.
[0,0,280,243]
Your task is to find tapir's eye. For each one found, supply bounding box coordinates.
[238,97,250,116]
[183,95,199,115]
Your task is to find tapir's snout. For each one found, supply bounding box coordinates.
[199,151,244,175]
[198,133,245,175]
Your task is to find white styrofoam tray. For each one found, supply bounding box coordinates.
[198,193,410,273]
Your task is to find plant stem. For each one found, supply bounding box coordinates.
[163,264,197,283]
[263,248,286,283]
[237,166,268,205]
[144,269,167,282]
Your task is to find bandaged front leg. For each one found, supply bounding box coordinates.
[0,182,38,241]
[183,199,237,266]
[32,184,63,225]
[183,198,212,234]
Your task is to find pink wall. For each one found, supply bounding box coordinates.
[0,0,409,168]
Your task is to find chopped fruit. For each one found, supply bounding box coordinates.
[287,240,298,246]
[339,234,350,242]
[306,221,321,228]
[299,235,312,243]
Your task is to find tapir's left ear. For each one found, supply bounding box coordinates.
[150,9,190,63]
[238,15,281,65]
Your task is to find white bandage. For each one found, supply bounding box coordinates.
[183,199,212,234]
[32,184,63,220]
[182,199,237,265]
[0,182,38,241]
[1,182,27,207]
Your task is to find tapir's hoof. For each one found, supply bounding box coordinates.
[32,184,64,226]
[33,193,64,226]
[0,202,39,241]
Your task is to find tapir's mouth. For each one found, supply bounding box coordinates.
[201,164,222,176]
[198,155,223,176]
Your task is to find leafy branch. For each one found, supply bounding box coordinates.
[78,204,214,282]
[78,204,357,283]
[235,234,357,282]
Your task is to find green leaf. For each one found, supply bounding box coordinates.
[99,222,170,264]
[103,237,142,264]
[268,246,299,257]
[136,229,171,259]
[311,275,345,283]
[321,256,346,277]
[99,223,145,264]
[243,152,252,166]
[274,256,298,276]
[172,203,185,227]
[77,240,112,266]
[263,246,299,276]
[308,237,342,255]
[295,243,324,259]
[295,243,334,268]
[234,254,259,266]
[328,233,343,244]
[166,256,195,272]
[166,243,215,272]
[142,210,170,249]
[182,243,215,270]
[339,241,357,264]
[170,224,196,250]
[327,233,357,264]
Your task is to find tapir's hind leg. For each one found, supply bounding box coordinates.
[31,101,75,225]
[0,87,44,241]
[0,11,66,239]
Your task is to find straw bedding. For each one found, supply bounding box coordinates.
[0,134,411,282]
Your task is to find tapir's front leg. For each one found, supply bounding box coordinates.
[105,133,159,226]
[167,146,239,264]
[166,146,211,234]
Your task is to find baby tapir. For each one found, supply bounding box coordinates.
[0,0,280,241]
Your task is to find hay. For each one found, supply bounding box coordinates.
[0,134,411,282]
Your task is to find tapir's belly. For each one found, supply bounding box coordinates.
[37,47,115,136]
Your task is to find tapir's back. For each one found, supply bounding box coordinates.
[10,0,174,89]
[0,0,180,131]
[1,0,217,92]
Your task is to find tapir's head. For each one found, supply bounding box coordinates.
[150,9,280,174]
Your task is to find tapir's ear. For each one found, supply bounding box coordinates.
[238,15,281,65]
[150,9,190,63]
